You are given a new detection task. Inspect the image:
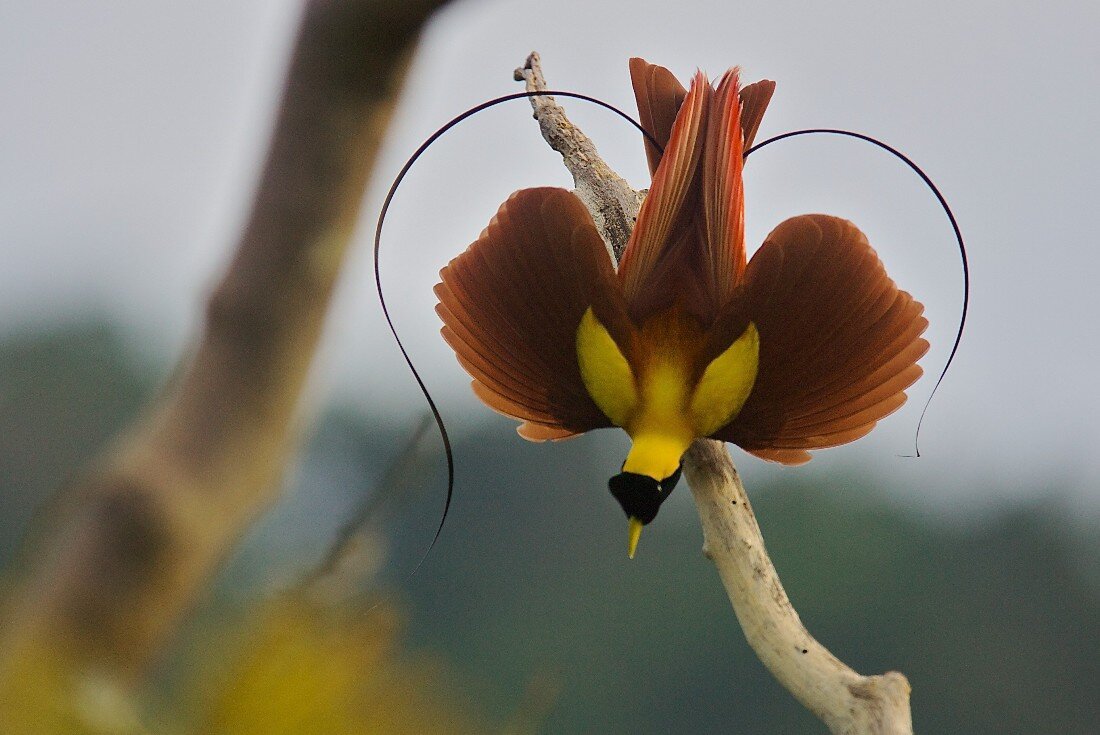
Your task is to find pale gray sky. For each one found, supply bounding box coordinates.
[2,0,1098,509]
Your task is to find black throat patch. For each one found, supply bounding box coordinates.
[608,466,683,524]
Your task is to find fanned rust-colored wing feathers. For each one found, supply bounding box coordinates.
[714,214,928,462]
[702,68,747,297]
[437,62,923,473]
[738,79,776,150]
[629,58,776,168]
[619,72,710,322]
[629,57,688,176]
[435,187,626,440]
[622,63,778,326]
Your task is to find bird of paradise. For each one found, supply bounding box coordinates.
[434,59,928,557]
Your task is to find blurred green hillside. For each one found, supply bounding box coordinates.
[2,323,1098,733]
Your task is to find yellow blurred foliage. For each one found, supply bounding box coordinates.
[0,595,485,735]
[0,642,149,735]
[196,595,484,735]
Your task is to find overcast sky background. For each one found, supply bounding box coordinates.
[1,0,1098,513]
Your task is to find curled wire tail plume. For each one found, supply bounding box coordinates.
[746,129,968,457]
[376,99,967,573]
[374,91,661,571]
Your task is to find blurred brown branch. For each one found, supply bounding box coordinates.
[306,412,434,598]
[0,0,448,688]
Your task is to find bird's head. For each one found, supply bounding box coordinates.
[609,464,682,559]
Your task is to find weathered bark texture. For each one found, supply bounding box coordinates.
[515,52,646,260]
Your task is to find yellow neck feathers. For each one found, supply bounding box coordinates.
[577,306,759,481]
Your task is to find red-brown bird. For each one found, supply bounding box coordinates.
[434,59,928,557]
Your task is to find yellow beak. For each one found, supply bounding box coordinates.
[627,517,644,559]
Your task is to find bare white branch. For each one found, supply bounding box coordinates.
[516,53,914,734]
[684,441,913,734]
[514,52,644,259]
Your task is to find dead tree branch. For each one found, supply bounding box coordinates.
[684,441,913,734]
[514,52,645,259]
[516,52,913,734]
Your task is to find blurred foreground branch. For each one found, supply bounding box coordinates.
[516,52,913,734]
[0,0,447,687]
[307,413,434,598]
